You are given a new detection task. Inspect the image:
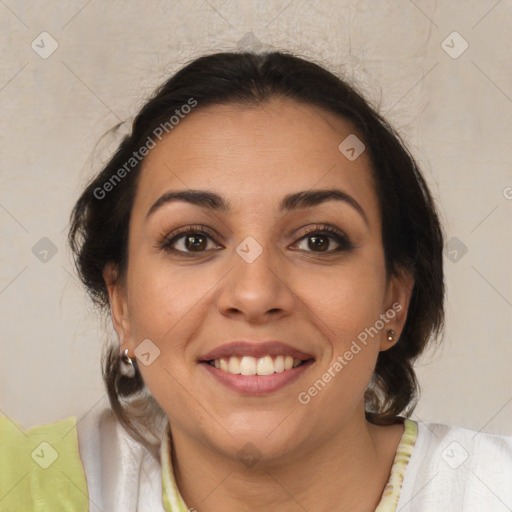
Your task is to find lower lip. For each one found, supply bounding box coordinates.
[200,359,315,395]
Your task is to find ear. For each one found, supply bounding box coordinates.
[379,267,415,352]
[103,262,133,353]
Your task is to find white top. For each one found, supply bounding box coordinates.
[396,421,512,511]
[76,407,166,512]
[72,406,512,511]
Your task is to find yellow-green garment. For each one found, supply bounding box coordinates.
[0,415,89,511]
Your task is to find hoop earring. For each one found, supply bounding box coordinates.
[121,347,133,366]
[386,329,395,342]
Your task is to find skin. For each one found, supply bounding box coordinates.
[104,97,415,512]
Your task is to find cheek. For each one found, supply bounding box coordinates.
[124,257,230,379]
[297,255,387,393]
[124,261,210,406]
[301,257,387,334]
[127,259,208,339]
[300,274,383,413]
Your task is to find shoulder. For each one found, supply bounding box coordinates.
[0,406,167,512]
[415,420,512,466]
[397,420,512,511]
[0,413,88,511]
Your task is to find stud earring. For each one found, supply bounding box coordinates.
[386,329,395,342]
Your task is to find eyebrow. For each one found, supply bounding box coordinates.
[146,188,369,226]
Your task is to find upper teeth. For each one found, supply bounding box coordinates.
[210,355,304,375]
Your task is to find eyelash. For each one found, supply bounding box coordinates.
[158,223,354,256]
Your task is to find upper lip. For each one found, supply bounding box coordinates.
[198,341,315,362]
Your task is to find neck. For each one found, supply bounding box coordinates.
[169,411,404,512]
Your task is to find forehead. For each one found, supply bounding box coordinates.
[134,98,378,220]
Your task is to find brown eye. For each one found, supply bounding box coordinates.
[159,225,221,255]
[293,225,353,253]
[306,234,331,252]
[180,233,208,251]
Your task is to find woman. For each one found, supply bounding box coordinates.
[1,50,511,512]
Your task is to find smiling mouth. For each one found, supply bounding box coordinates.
[203,355,314,376]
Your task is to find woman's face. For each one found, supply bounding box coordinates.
[105,98,413,462]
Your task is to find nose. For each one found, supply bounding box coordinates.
[216,241,296,324]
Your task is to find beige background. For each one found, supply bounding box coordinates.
[0,0,511,435]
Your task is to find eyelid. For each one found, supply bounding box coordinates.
[293,223,346,240]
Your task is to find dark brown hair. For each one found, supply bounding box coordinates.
[68,50,445,450]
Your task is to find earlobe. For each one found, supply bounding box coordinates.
[380,268,415,351]
[102,263,131,347]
